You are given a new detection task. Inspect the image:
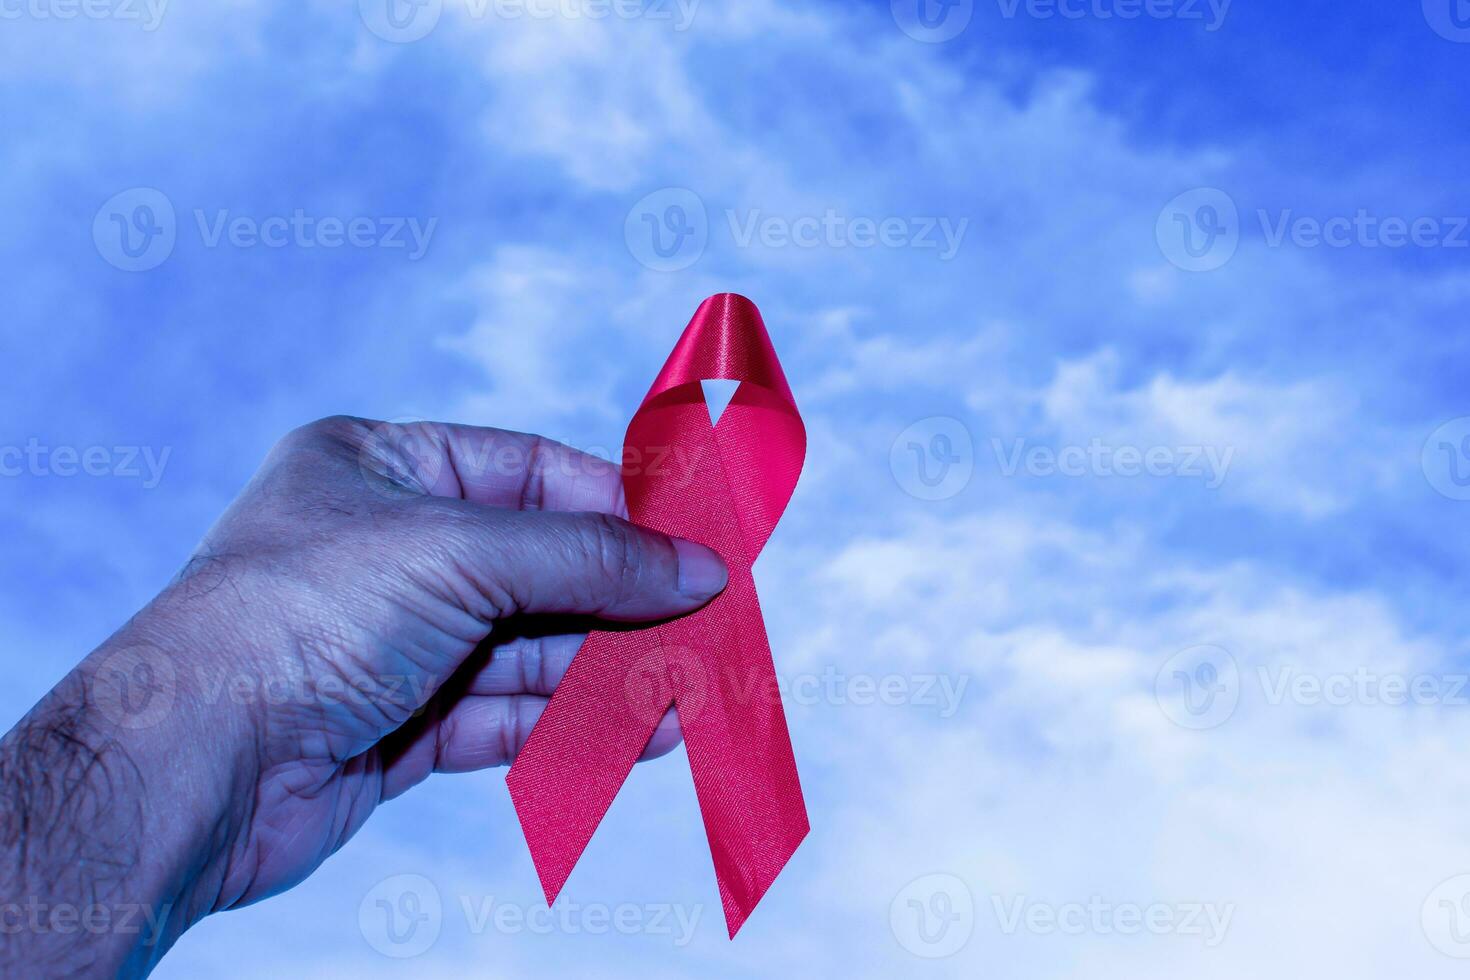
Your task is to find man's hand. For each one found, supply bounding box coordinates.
[0,417,727,978]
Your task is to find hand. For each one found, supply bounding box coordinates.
[0,417,728,978]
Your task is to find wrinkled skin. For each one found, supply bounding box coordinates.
[0,417,727,978]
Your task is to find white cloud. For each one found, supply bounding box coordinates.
[1025,348,1388,517]
[783,509,1470,978]
[437,245,623,430]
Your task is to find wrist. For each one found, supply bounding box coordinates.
[0,579,263,977]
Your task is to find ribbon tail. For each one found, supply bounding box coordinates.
[661,571,810,937]
[506,629,668,904]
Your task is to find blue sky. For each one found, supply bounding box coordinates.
[3,0,1470,975]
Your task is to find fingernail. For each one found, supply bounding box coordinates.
[672,538,728,600]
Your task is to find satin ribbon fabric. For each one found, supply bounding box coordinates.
[507,293,808,938]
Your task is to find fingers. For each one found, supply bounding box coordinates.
[460,633,584,696]
[352,418,627,515]
[297,417,730,619]
[377,695,681,801]
[433,502,728,621]
[441,425,626,514]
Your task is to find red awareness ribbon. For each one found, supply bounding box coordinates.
[506,293,808,938]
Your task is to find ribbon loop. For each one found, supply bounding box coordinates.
[506,294,808,938]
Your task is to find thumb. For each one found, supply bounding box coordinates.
[423,501,729,622]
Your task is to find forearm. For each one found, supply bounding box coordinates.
[0,590,256,978]
[0,417,725,976]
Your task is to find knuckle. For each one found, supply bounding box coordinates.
[281,415,371,452]
[496,697,535,763]
[581,513,642,604]
[519,637,546,693]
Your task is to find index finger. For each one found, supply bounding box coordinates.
[365,420,628,515]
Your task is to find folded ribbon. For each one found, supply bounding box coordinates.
[506,293,808,938]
